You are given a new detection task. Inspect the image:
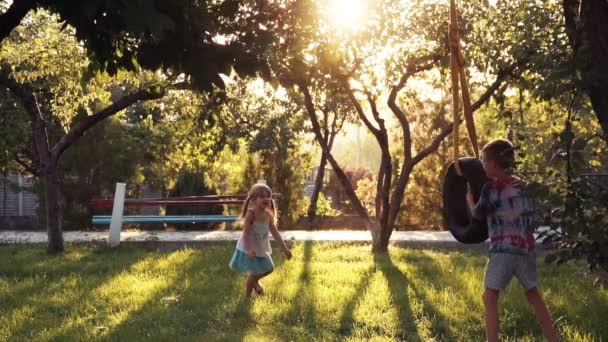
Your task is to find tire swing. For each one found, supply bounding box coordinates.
[441,0,488,244]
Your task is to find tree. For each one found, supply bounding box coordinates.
[220,77,310,225]
[0,11,167,252]
[60,117,152,228]
[488,1,608,276]
[1,0,284,252]
[265,0,538,252]
[0,0,274,90]
[304,88,352,220]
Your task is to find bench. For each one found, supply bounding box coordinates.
[91,215,240,225]
[89,183,246,247]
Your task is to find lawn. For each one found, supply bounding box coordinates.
[0,243,606,341]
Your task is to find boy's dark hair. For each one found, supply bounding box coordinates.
[482,139,516,170]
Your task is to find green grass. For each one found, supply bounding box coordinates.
[0,243,606,341]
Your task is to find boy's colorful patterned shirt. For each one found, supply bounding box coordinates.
[472,177,537,255]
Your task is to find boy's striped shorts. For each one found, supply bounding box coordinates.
[484,252,537,291]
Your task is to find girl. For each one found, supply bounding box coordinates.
[229,183,292,299]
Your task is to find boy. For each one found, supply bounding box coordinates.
[467,139,558,342]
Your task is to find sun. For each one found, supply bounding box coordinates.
[326,0,367,30]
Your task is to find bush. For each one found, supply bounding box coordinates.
[166,168,224,230]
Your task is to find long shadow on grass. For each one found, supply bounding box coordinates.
[50,249,198,341]
[398,251,483,340]
[82,246,253,341]
[373,253,421,341]
[406,251,608,340]
[337,265,375,336]
[280,241,317,333]
[1,245,156,341]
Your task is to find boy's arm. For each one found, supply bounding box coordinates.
[466,192,476,211]
[269,222,292,260]
[469,184,493,220]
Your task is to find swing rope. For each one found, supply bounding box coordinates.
[449,0,479,175]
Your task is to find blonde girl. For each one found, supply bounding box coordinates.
[229,183,292,298]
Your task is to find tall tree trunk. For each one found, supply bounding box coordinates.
[587,0,608,145]
[589,86,608,144]
[44,159,64,252]
[307,152,327,218]
[563,0,608,145]
[26,88,64,253]
[371,220,389,254]
[29,95,64,253]
[307,106,341,220]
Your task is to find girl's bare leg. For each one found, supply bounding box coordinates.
[245,272,255,299]
[253,270,273,295]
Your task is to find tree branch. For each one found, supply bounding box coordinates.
[297,81,371,223]
[341,80,382,136]
[387,56,441,162]
[365,91,387,133]
[0,68,52,165]
[411,63,518,166]
[320,107,331,145]
[51,88,166,160]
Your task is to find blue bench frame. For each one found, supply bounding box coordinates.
[93,183,247,247]
[92,215,239,225]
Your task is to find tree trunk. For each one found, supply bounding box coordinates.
[307,152,327,218]
[307,105,340,220]
[589,85,608,144]
[586,0,608,145]
[371,219,391,254]
[563,0,608,146]
[44,160,64,253]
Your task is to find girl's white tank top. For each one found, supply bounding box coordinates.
[236,220,272,258]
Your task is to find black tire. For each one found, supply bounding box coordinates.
[442,157,489,244]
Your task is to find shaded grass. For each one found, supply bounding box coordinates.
[0,243,606,341]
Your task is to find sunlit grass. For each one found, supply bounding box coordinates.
[0,243,606,341]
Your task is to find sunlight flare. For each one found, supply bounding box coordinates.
[327,0,367,30]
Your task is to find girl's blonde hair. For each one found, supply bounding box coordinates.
[239,183,278,226]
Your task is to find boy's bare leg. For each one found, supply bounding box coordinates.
[525,288,558,341]
[483,288,500,342]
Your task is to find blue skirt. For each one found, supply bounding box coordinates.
[229,249,274,275]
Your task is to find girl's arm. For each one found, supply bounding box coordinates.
[243,210,256,260]
[269,222,292,260]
